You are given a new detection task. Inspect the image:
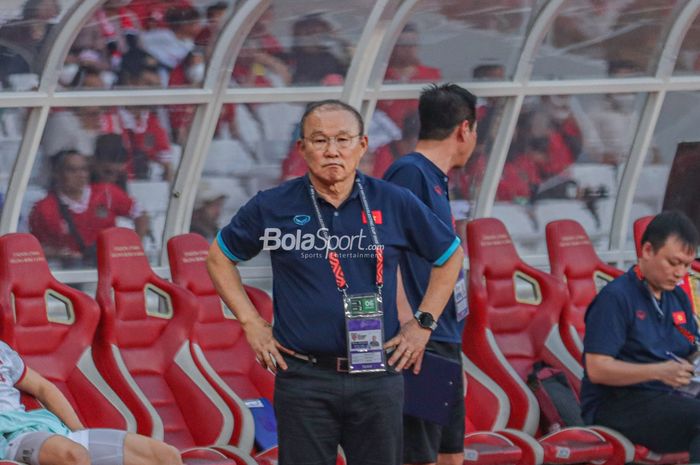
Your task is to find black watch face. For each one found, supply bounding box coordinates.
[418,312,434,327]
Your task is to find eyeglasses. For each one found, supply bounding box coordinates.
[303,134,360,151]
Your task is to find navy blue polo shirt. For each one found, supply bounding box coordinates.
[383,152,465,343]
[217,172,461,356]
[580,266,698,424]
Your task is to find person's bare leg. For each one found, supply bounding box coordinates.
[123,433,183,465]
[37,436,90,465]
[437,452,463,465]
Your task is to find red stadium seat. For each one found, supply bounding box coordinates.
[0,233,133,430]
[463,218,617,465]
[545,220,623,366]
[166,233,275,461]
[462,354,531,465]
[92,227,259,465]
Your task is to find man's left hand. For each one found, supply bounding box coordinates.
[384,318,431,374]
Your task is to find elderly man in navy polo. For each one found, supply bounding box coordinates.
[207,99,463,465]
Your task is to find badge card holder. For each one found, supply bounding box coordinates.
[309,177,387,374]
[345,293,387,373]
[454,269,469,321]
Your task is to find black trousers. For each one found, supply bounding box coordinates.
[594,388,700,462]
[274,356,404,465]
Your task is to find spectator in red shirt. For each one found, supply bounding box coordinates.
[196,2,228,47]
[93,133,129,191]
[117,49,174,180]
[29,150,149,268]
[378,24,441,130]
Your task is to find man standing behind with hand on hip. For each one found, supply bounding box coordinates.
[384,83,477,465]
[207,99,464,465]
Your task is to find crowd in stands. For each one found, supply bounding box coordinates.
[0,0,697,268]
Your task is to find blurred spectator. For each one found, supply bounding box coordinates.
[117,48,162,87]
[42,107,104,161]
[60,60,110,89]
[378,24,441,131]
[369,114,420,178]
[127,0,190,31]
[141,5,202,74]
[440,0,531,34]
[72,0,142,75]
[384,24,440,84]
[450,63,506,201]
[603,0,672,72]
[233,36,291,88]
[551,0,632,53]
[169,49,205,143]
[195,1,228,47]
[289,13,349,85]
[190,180,226,242]
[115,105,174,181]
[530,95,583,177]
[231,7,289,87]
[583,60,642,166]
[29,150,149,268]
[0,0,61,89]
[93,133,129,191]
[472,63,505,155]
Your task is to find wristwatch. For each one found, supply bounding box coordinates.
[414,310,438,331]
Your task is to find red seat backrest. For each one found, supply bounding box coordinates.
[0,233,131,429]
[545,220,623,362]
[633,216,653,258]
[464,218,570,434]
[167,233,274,401]
[93,227,235,449]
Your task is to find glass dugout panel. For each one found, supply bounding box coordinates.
[532,0,681,80]
[57,0,237,90]
[370,95,508,223]
[0,107,28,215]
[674,11,700,76]
[229,1,374,88]
[0,0,71,91]
[194,98,310,269]
[20,103,195,269]
[629,91,700,249]
[382,0,538,85]
[495,92,645,255]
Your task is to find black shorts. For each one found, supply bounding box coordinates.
[403,341,465,463]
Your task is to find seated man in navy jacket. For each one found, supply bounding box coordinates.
[582,210,700,460]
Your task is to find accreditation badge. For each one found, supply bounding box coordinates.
[454,269,468,321]
[344,293,386,373]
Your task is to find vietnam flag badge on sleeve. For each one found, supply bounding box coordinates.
[673,311,687,325]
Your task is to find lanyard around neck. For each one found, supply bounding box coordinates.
[307,176,384,300]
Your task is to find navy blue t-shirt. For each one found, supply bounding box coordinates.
[580,266,698,424]
[383,152,465,343]
[217,172,461,356]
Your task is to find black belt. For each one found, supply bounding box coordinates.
[285,352,349,372]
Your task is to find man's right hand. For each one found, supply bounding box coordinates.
[241,316,293,373]
[657,359,695,388]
